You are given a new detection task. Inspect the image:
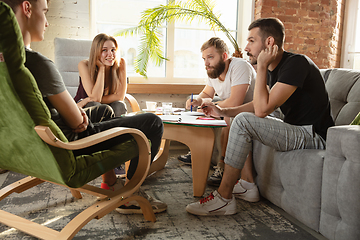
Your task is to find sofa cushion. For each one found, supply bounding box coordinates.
[253,140,325,231]
[322,68,360,125]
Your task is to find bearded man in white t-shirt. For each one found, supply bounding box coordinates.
[178,37,259,201]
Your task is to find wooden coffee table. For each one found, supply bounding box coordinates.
[148,120,225,197]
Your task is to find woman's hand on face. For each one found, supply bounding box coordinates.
[119,58,126,70]
[96,59,105,69]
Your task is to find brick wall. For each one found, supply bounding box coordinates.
[254,0,345,69]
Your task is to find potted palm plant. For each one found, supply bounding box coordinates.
[115,0,242,78]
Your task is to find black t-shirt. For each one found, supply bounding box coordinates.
[267,51,334,140]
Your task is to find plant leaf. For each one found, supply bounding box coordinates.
[114,0,240,78]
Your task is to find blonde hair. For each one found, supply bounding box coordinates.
[88,33,120,95]
[201,37,229,55]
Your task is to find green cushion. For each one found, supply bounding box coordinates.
[0,2,138,188]
[350,112,360,125]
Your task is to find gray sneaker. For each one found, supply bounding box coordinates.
[116,188,167,214]
[207,163,224,186]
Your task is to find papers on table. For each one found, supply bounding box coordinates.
[180,111,205,116]
[158,115,227,126]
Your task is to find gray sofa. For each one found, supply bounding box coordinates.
[253,68,360,240]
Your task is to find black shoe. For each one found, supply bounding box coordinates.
[178,151,191,165]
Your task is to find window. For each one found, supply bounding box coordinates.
[90,0,254,84]
[341,0,360,69]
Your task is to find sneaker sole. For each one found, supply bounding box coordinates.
[233,193,260,203]
[186,207,236,216]
[116,206,167,215]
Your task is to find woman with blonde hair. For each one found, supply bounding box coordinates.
[76,33,127,116]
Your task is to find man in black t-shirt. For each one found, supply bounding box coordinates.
[186,17,334,216]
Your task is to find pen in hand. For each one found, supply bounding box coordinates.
[190,93,193,112]
[198,103,217,109]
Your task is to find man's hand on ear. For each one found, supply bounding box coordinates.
[258,45,278,69]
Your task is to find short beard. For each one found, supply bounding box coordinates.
[207,60,226,79]
[247,43,267,66]
[247,53,257,65]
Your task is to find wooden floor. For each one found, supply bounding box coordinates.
[0,149,326,240]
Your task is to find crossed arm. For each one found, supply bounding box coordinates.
[48,90,88,133]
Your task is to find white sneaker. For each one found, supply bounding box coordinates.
[232,180,260,202]
[186,190,237,216]
[116,188,167,214]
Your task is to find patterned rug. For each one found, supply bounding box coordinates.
[0,150,321,240]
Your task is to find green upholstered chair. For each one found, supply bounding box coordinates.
[0,2,155,239]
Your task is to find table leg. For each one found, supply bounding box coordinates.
[161,124,215,197]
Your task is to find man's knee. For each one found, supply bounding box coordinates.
[140,113,163,131]
[233,112,256,127]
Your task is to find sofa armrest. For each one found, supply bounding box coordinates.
[320,125,360,240]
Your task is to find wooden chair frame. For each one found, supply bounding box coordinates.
[0,126,155,240]
[125,93,141,112]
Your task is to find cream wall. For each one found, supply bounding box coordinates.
[31,0,91,61]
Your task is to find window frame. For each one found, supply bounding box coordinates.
[341,0,359,69]
[89,0,254,84]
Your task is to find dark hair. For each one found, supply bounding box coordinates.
[201,37,229,55]
[248,18,285,48]
[1,0,48,12]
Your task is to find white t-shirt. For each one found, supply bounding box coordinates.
[207,57,256,103]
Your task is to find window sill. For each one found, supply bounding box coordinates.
[127,83,205,94]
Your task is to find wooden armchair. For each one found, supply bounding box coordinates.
[0,3,153,239]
